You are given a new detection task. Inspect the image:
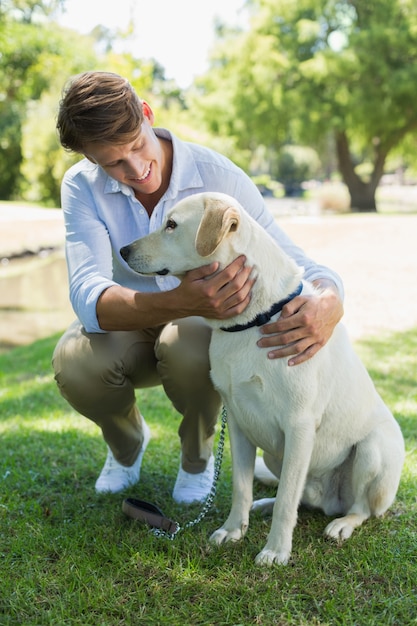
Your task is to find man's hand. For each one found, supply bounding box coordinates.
[176,255,256,320]
[256,280,344,366]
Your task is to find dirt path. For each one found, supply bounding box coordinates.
[0,205,65,258]
[276,211,417,340]
[1,203,417,349]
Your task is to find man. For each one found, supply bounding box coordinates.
[53,71,344,503]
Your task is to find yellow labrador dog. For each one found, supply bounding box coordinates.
[121,192,404,566]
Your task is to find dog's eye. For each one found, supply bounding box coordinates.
[166,219,177,231]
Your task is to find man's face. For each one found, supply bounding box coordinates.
[83,118,166,197]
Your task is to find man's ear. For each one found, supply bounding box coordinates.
[195,199,240,257]
[142,100,155,125]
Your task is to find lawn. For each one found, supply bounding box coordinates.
[0,329,416,625]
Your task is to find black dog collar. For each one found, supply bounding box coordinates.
[220,282,303,333]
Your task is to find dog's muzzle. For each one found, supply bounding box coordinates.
[120,245,130,262]
[120,245,170,275]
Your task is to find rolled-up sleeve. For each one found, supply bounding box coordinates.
[61,166,118,333]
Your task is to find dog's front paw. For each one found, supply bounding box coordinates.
[209,526,246,545]
[255,548,290,567]
[324,516,355,542]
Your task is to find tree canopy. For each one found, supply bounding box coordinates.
[196,0,417,210]
[0,0,184,204]
[2,0,417,210]
[0,0,96,200]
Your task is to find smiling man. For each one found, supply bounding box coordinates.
[53,71,343,502]
[82,101,172,216]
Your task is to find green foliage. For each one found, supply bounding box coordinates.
[0,1,64,22]
[0,1,183,206]
[0,8,97,201]
[197,0,417,210]
[0,102,22,199]
[20,92,79,206]
[0,328,416,624]
[276,145,321,195]
[251,174,284,198]
[3,0,417,209]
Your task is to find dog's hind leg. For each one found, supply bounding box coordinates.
[254,454,279,487]
[324,421,404,542]
[251,452,281,514]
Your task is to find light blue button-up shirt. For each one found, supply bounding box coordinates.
[61,128,343,332]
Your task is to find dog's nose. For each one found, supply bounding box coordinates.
[120,246,130,261]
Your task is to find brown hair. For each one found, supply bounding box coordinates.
[57,71,144,153]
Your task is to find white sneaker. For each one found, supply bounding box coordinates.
[172,455,215,504]
[95,417,151,493]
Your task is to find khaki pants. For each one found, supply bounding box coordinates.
[52,317,221,473]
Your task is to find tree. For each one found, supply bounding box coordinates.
[0,0,65,23]
[276,145,321,196]
[0,0,91,199]
[196,0,417,211]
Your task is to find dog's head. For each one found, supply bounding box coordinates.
[120,192,243,278]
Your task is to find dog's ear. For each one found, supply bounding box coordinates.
[195,198,240,257]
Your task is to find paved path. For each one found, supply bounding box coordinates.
[0,204,64,258]
[275,211,417,340]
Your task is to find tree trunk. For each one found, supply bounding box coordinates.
[335,130,387,213]
[346,178,377,212]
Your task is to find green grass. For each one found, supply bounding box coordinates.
[0,329,416,626]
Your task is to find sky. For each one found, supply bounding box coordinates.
[56,0,248,88]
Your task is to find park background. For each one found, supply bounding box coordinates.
[0,1,416,625]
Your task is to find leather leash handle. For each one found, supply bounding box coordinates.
[122,497,179,535]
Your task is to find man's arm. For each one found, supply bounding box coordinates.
[96,256,255,331]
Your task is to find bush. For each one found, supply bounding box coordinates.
[275,145,321,197]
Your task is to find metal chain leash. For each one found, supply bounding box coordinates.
[151,405,228,540]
